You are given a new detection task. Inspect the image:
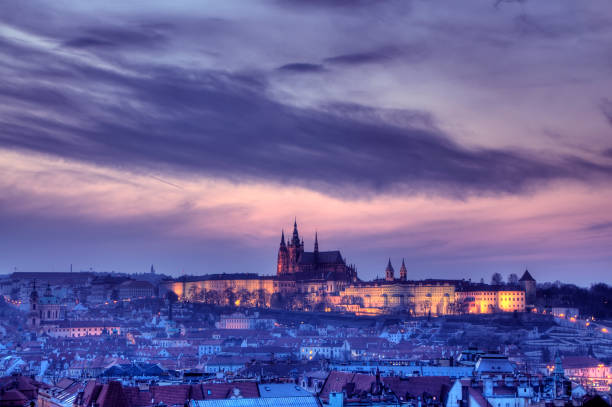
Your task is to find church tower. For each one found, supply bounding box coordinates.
[385,259,395,282]
[277,230,289,275]
[286,219,304,273]
[399,259,407,281]
[27,281,40,331]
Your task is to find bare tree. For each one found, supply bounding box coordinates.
[491,273,503,286]
[508,273,519,286]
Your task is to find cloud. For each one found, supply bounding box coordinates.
[277,63,325,73]
[0,31,612,200]
[585,221,612,232]
[323,46,412,66]
[61,25,168,49]
[600,99,612,126]
[323,45,428,67]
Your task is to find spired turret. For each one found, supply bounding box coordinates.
[385,259,394,282]
[399,259,407,281]
[286,219,304,272]
[277,230,289,275]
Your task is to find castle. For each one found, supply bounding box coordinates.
[276,220,357,282]
[161,220,534,316]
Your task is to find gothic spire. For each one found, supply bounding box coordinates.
[314,231,319,253]
[280,230,286,247]
[292,218,300,245]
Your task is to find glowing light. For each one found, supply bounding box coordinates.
[570,317,576,322]
[602,328,609,333]
[234,299,241,306]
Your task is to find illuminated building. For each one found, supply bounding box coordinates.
[561,356,612,392]
[455,285,526,314]
[277,220,357,282]
[162,220,357,303]
[161,274,276,305]
[160,221,532,316]
[338,279,456,316]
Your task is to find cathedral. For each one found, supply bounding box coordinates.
[276,220,357,282]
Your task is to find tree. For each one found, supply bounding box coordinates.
[237,289,252,307]
[491,273,503,286]
[508,273,519,286]
[270,293,285,309]
[205,290,221,306]
[255,289,270,308]
[223,288,236,307]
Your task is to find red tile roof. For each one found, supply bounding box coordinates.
[562,356,604,370]
[383,376,451,401]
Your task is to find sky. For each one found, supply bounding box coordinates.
[1,0,611,285]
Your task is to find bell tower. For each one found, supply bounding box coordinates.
[277,230,289,275]
[399,259,407,281]
[385,259,395,282]
[27,281,40,331]
[286,219,304,273]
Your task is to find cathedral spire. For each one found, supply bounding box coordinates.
[291,218,300,246]
[314,231,319,253]
[280,230,286,247]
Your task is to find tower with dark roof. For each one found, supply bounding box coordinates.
[385,259,395,282]
[399,259,407,281]
[275,220,357,282]
[27,281,40,331]
[277,230,289,275]
[519,269,536,306]
[285,220,305,273]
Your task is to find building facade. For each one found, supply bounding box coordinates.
[160,221,532,316]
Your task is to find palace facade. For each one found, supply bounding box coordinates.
[160,221,533,316]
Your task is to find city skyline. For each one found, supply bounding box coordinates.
[1,1,612,285]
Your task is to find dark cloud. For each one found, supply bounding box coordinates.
[0,34,611,200]
[494,0,527,9]
[275,0,402,9]
[277,63,325,73]
[600,99,612,126]
[325,51,392,65]
[585,221,612,232]
[62,26,167,49]
[324,45,427,67]
[320,102,435,129]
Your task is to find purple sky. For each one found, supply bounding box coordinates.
[1,0,611,285]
